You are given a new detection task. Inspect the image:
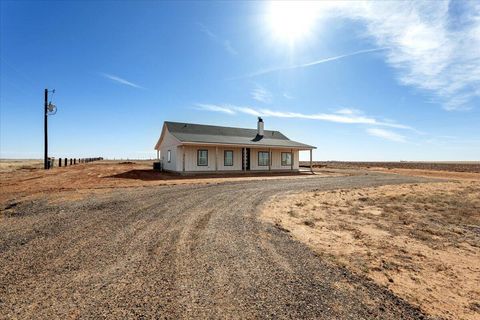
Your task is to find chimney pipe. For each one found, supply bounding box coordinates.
[257,117,264,136]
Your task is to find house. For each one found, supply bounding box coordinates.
[154,118,315,173]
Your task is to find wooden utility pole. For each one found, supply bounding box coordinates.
[44,89,48,169]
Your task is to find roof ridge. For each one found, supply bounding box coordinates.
[165,121,281,133]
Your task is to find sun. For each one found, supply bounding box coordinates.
[266,1,319,45]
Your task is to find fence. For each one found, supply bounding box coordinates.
[48,157,103,169]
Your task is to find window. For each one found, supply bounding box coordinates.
[224,150,233,166]
[281,152,292,166]
[167,150,171,163]
[258,151,269,166]
[197,149,208,166]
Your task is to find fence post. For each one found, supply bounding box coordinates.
[59,158,62,167]
[64,158,67,167]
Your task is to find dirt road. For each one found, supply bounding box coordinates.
[0,173,431,319]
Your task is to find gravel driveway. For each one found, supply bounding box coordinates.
[0,172,431,319]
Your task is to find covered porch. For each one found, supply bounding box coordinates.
[157,143,314,174]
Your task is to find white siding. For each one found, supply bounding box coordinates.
[158,129,181,172]
[182,146,243,172]
[157,131,303,173]
[249,148,299,171]
[182,147,299,172]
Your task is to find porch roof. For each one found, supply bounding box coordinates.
[165,121,315,149]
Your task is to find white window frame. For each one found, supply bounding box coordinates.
[197,149,208,166]
[281,152,292,166]
[224,150,233,166]
[167,150,171,163]
[258,151,269,166]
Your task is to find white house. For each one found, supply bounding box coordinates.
[154,118,315,174]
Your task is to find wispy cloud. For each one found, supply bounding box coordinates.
[336,108,361,115]
[199,23,238,56]
[194,103,413,130]
[283,92,294,100]
[101,73,143,89]
[306,1,480,110]
[236,48,386,79]
[367,128,406,143]
[195,103,236,115]
[251,86,273,103]
[223,40,238,56]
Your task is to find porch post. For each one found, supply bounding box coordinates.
[310,149,313,173]
[242,147,245,172]
[156,150,159,160]
[215,146,218,172]
[182,146,185,172]
[269,148,271,171]
[291,149,293,171]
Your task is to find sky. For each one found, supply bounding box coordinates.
[1,0,480,161]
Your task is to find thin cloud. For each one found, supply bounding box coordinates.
[195,103,236,115]
[311,1,480,110]
[235,47,386,79]
[199,23,238,56]
[194,103,414,130]
[251,86,273,103]
[367,128,406,143]
[101,73,143,89]
[336,108,361,115]
[223,40,238,56]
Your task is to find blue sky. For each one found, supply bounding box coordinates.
[1,1,479,160]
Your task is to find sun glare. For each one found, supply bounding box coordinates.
[266,1,319,45]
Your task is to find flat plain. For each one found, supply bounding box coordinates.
[1,160,479,319]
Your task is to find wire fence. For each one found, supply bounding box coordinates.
[47,157,103,169]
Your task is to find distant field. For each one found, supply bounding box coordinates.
[300,161,480,173]
[0,159,43,172]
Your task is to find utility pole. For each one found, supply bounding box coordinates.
[43,88,57,170]
[44,89,48,169]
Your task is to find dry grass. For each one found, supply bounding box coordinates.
[262,181,480,320]
[0,159,43,172]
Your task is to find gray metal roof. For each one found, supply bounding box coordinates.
[164,121,315,149]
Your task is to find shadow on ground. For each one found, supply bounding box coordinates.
[108,169,312,181]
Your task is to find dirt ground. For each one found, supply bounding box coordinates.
[0,160,338,206]
[262,179,480,319]
[0,160,432,319]
[1,160,478,319]
[304,161,480,173]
